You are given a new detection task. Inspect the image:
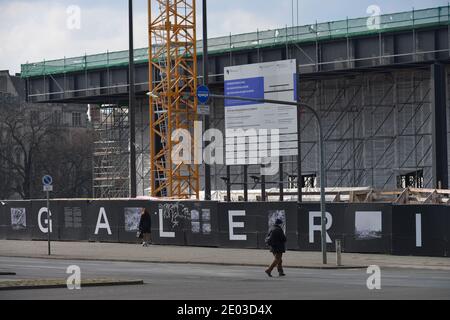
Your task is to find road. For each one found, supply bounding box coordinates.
[1,257,450,300]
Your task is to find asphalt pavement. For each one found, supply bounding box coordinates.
[1,256,450,300]
[2,240,450,270]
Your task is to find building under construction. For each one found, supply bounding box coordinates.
[20,5,450,200]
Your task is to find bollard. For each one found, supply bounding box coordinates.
[336,239,342,266]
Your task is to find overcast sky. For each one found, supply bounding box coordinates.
[0,0,447,74]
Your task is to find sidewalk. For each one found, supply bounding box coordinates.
[1,240,449,270]
[0,279,143,291]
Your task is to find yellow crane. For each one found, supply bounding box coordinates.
[148,0,199,199]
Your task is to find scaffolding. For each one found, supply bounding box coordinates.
[21,5,450,78]
[299,69,433,189]
[92,105,130,198]
[135,100,151,196]
[211,67,435,194]
[18,5,450,199]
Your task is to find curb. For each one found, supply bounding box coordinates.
[0,254,367,270]
[379,264,450,271]
[0,279,144,291]
[3,254,450,271]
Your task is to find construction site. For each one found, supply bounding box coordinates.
[18,4,450,205]
[2,2,450,302]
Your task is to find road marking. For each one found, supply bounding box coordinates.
[0,264,63,270]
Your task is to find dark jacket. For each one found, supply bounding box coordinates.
[266,225,287,253]
[139,211,152,233]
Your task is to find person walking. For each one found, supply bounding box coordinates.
[265,218,287,277]
[139,208,152,247]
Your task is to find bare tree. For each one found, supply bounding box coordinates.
[0,94,93,199]
[37,129,93,198]
[0,104,15,199]
[0,95,54,199]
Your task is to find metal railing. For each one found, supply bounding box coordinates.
[21,5,450,78]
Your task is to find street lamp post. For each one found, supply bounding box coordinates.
[297,104,303,202]
[128,0,137,198]
[202,0,212,201]
[209,93,328,265]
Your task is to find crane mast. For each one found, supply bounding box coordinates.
[148,0,199,199]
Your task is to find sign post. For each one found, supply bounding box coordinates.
[197,85,212,200]
[197,104,210,116]
[42,175,53,256]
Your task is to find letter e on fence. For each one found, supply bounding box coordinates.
[229,211,247,241]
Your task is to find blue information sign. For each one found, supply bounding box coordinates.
[197,85,210,105]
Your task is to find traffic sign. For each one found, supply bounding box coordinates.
[197,85,210,105]
[42,176,53,256]
[42,175,53,186]
[197,105,210,116]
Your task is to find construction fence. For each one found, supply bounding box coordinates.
[1,199,449,257]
